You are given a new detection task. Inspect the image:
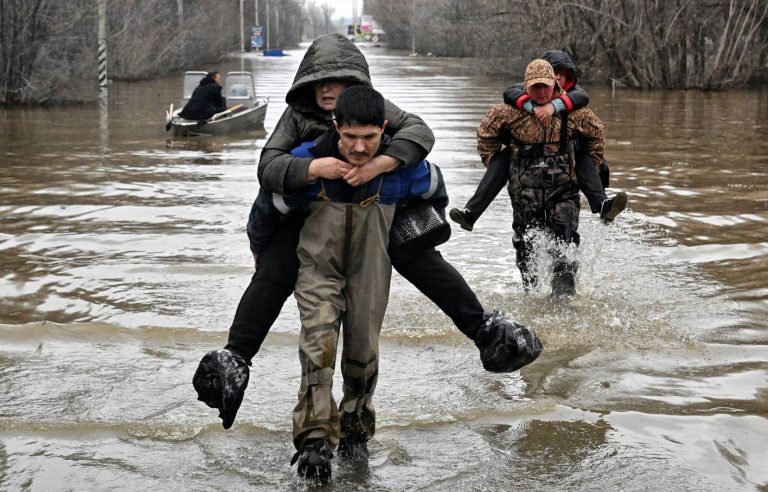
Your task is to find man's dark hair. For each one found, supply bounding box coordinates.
[334,85,385,127]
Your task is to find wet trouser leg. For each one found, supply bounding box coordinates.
[510,189,581,294]
[510,148,582,293]
[512,231,536,291]
[575,151,608,213]
[464,147,511,220]
[393,247,486,340]
[226,218,302,362]
[338,205,393,443]
[293,203,394,451]
[548,197,581,294]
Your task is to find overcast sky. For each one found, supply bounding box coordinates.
[319,0,358,20]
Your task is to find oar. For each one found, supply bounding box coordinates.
[165,103,174,131]
[210,103,244,122]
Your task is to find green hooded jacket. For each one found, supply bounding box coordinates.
[257,33,435,195]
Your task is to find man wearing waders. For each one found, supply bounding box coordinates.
[193,33,542,440]
[283,86,443,480]
[247,86,539,481]
[450,50,626,231]
[476,59,605,295]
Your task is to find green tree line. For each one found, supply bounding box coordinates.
[369,0,768,89]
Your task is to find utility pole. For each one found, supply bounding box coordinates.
[410,0,417,55]
[266,0,270,50]
[255,0,259,25]
[239,0,245,52]
[97,0,108,97]
[177,0,184,53]
[274,0,279,48]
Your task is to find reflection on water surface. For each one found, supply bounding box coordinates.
[0,47,766,490]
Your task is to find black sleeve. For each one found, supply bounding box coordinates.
[502,82,526,107]
[258,108,314,194]
[215,86,227,112]
[382,99,435,169]
[246,189,283,255]
[562,84,590,111]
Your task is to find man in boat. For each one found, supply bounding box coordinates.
[476,58,606,295]
[192,34,541,460]
[178,71,227,121]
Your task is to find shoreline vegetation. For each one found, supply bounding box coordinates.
[0,0,300,105]
[2,0,767,105]
[369,0,768,90]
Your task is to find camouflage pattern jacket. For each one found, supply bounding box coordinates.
[476,103,605,169]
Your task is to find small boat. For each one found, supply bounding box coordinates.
[167,71,269,137]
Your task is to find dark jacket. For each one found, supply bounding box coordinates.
[247,130,447,255]
[178,74,227,121]
[503,50,589,112]
[257,33,435,195]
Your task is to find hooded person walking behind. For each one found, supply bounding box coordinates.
[178,71,227,121]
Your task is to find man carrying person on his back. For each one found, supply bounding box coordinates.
[280,85,445,480]
[450,50,626,232]
[193,33,540,439]
[476,59,606,295]
[242,85,540,481]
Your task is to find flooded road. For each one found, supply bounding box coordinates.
[1,45,767,490]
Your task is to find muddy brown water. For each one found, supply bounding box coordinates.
[1,46,767,490]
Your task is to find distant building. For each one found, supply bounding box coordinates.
[347,14,385,43]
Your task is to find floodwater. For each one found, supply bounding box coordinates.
[1,45,767,491]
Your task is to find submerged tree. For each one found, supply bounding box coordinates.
[0,0,281,104]
[0,0,95,104]
[302,1,334,40]
[370,0,768,88]
[544,0,768,88]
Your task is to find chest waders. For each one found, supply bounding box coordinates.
[292,199,394,452]
[508,112,581,295]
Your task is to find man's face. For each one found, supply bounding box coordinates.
[213,73,223,86]
[334,122,386,166]
[315,81,348,111]
[527,83,555,105]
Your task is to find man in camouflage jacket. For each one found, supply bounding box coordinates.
[476,59,605,295]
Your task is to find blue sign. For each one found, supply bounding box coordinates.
[250,26,264,49]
